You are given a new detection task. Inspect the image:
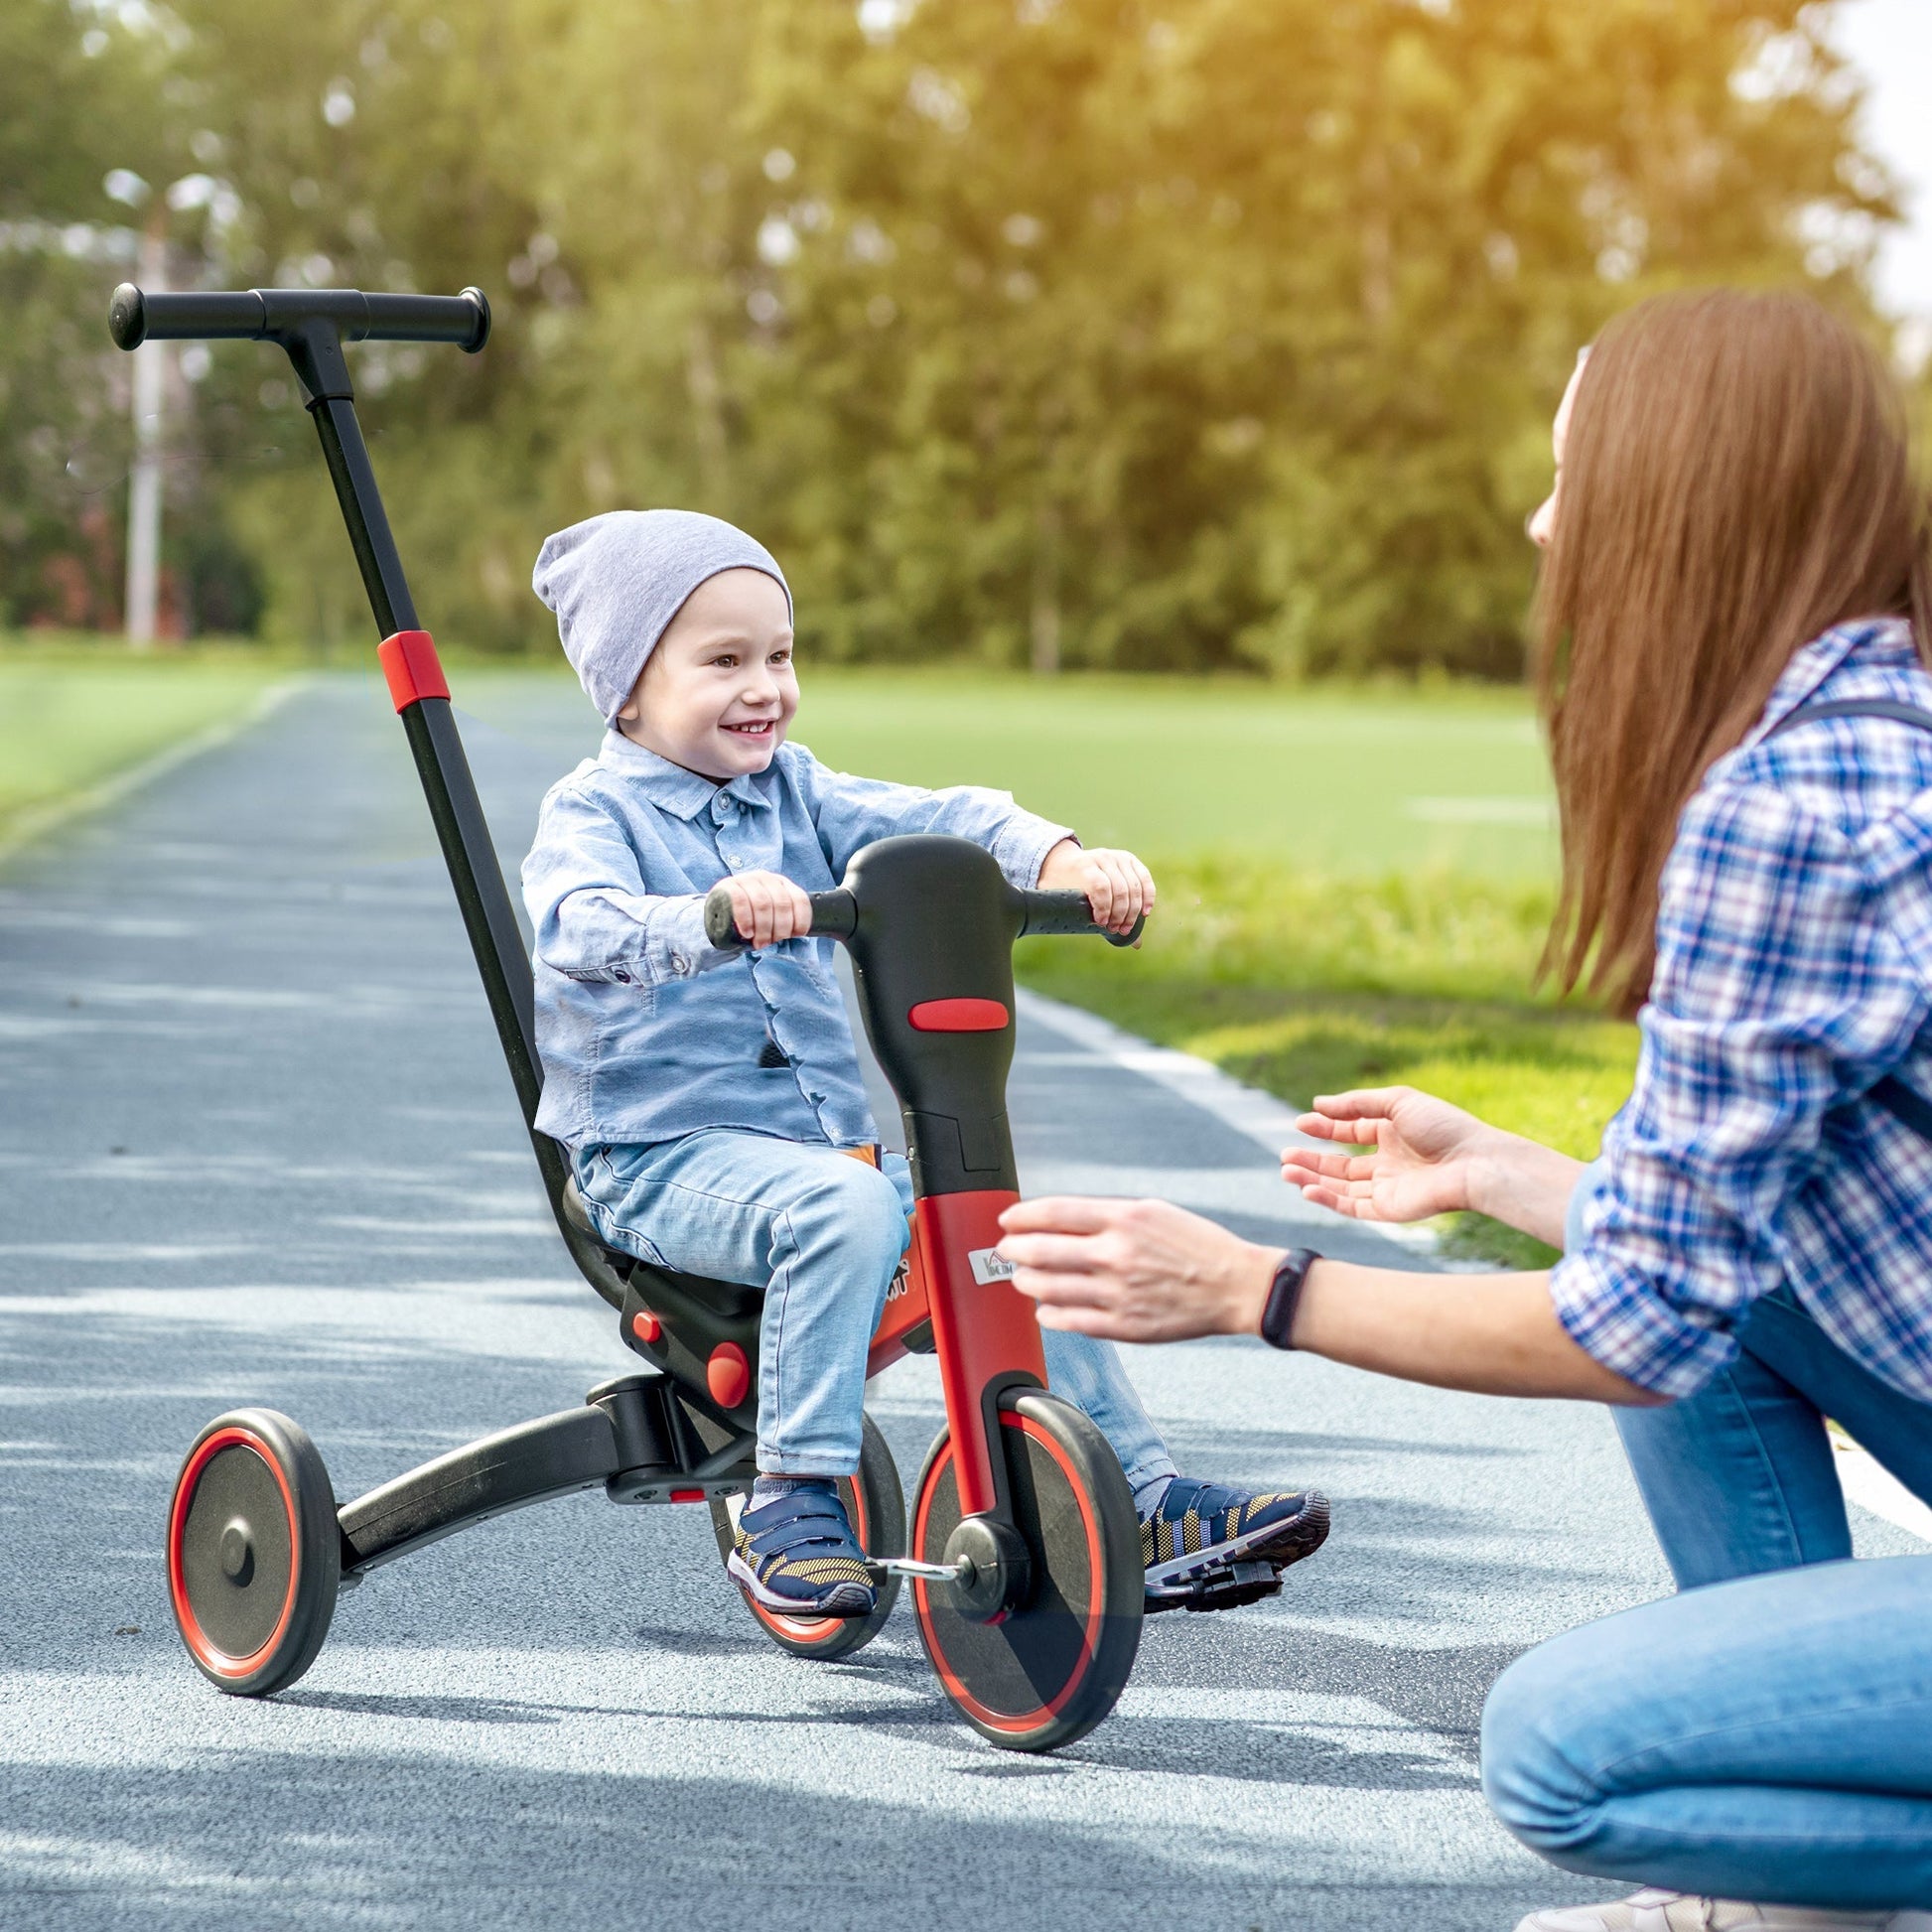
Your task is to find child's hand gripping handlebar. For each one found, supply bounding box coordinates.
[1016,890,1147,947]
[704,886,859,952]
[701,882,1144,951]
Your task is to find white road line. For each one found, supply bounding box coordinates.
[1835,1439,1932,1543]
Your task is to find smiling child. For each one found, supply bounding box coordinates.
[520,508,1328,1619]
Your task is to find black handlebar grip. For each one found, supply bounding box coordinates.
[109,284,490,353]
[703,885,859,952]
[704,886,746,951]
[109,286,261,348]
[356,288,491,349]
[1019,890,1147,948]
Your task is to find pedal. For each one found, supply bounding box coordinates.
[1144,1560,1283,1615]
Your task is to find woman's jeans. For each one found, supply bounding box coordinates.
[575,1131,1178,1491]
[1481,1555,1932,1908]
[1483,1275,1932,1906]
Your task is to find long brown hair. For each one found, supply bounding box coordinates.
[1536,289,1932,1016]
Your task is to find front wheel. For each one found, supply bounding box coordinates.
[167,1409,341,1696]
[910,1389,1143,1752]
[711,1411,904,1660]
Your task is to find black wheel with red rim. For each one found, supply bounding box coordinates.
[710,1411,904,1660]
[910,1389,1142,1752]
[167,1409,341,1697]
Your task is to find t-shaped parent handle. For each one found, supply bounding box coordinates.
[108,284,489,403]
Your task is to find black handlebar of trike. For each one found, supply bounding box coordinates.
[1017,890,1146,944]
[108,284,490,354]
[702,882,1144,953]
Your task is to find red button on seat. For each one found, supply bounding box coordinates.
[707,1342,751,1410]
[907,998,1010,1033]
[630,1310,661,1345]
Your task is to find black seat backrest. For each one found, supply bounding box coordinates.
[1760,697,1932,1145]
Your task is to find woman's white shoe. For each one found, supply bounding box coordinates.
[1513,1892,1932,1932]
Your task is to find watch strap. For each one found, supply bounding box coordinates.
[1260,1248,1318,1351]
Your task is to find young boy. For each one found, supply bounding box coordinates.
[523,508,1327,1617]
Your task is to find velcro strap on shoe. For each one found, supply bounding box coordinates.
[747,1495,857,1561]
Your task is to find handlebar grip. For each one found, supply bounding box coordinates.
[703,885,858,952]
[1019,890,1147,948]
[356,289,492,347]
[109,284,490,353]
[110,287,262,346]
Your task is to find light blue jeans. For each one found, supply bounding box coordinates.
[1481,1556,1932,1907]
[1480,1169,1932,1904]
[575,1131,1178,1490]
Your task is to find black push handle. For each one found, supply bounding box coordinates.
[109,284,490,353]
[1018,889,1146,948]
[703,885,859,953]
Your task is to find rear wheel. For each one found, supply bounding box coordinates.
[910,1389,1142,1752]
[711,1411,903,1660]
[167,1409,340,1696]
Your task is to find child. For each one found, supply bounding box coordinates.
[523,508,1327,1617]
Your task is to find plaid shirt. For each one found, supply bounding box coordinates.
[1554,618,1932,1403]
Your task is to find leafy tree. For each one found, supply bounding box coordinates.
[4,0,1904,673]
[741,0,1895,674]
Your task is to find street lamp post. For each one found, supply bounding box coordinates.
[124,210,167,647]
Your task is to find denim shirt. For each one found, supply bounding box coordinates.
[520,732,1072,1151]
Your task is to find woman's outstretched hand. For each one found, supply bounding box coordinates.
[1281,1087,1492,1225]
[1284,1087,1584,1250]
[996,1196,1276,1344]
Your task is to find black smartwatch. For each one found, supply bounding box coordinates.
[1260,1247,1318,1351]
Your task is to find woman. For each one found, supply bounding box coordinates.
[997,290,1932,1930]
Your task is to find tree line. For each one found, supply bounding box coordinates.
[0,0,1903,675]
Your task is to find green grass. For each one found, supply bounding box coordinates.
[1025,948,1633,1269]
[0,639,282,846]
[793,668,1558,881]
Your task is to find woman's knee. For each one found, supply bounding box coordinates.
[1480,1638,1614,1859]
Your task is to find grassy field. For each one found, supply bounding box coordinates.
[792,668,1559,881]
[1014,860,1630,1268]
[4,650,1627,1258]
[0,643,283,848]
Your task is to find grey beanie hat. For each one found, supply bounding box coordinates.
[531,508,793,724]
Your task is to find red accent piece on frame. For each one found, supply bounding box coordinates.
[866,1227,931,1378]
[630,1310,661,1345]
[907,998,1010,1034]
[913,1188,1042,1518]
[668,1488,705,1504]
[706,1341,751,1410]
[376,629,450,711]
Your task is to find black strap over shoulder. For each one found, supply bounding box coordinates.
[1759,697,1932,1145]
[1762,697,1932,741]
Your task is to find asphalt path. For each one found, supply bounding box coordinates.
[4,674,1918,1931]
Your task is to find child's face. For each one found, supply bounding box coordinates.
[615,568,797,781]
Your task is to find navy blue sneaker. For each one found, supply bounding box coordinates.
[726,1479,878,1618]
[1141,1477,1329,1611]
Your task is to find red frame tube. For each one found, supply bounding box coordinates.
[909,1190,1043,1517]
